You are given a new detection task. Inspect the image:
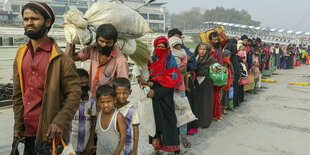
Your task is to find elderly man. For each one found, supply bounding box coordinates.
[12,1,81,154]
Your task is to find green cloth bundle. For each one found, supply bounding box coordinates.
[209,63,228,86]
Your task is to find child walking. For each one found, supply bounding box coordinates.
[70,69,96,155]
[113,78,140,155]
[95,85,126,155]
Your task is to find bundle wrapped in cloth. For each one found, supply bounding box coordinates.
[200,26,225,46]
[63,1,152,56]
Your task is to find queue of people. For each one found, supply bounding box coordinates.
[11,2,310,155]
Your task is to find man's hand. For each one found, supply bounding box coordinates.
[46,123,63,140]
[147,89,155,98]
[214,27,221,32]
[14,130,25,143]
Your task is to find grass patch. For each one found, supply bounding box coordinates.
[184,42,199,49]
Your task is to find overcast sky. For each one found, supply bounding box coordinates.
[1,0,309,32]
[162,0,310,32]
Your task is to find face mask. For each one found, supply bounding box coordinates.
[24,22,47,40]
[155,48,166,58]
[81,85,90,98]
[212,42,220,48]
[97,43,114,57]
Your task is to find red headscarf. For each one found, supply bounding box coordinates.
[148,36,182,88]
[223,57,232,91]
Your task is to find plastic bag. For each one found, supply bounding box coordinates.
[239,76,249,85]
[138,86,156,137]
[174,93,197,127]
[52,138,76,155]
[229,86,234,99]
[63,1,151,45]
[209,63,229,86]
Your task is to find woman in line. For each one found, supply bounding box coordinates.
[194,42,218,128]
[148,36,183,155]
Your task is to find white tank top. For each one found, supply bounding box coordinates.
[96,110,124,155]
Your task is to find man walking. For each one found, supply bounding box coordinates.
[12,2,81,154]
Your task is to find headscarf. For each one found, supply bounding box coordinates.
[169,36,187,65]
[22,1,56,26]
[148,36,182,88]
[223,57,231,91]
[223,49,231,57]
[194,42,217,77]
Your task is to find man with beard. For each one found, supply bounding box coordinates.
[66,24,129,93]
[12,2,81,154]
[209,27,229,65]
[208,28,228,121]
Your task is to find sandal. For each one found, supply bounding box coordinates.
[181,137,191,148]
[216,117,224,122]
[186,129,194,135]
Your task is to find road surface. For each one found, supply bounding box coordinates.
[1,65,310,155]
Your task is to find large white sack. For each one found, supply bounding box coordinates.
[63,1,151,44]
[115,39,137,55]
[138,86,156,137]
[174,93,198,127]
[64,8,136,55]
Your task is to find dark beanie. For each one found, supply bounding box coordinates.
[22,1,55,25]
[241,35,248,41]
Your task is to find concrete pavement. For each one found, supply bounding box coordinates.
[1,65,310,154]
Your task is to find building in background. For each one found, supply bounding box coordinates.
[1,0,167,32]
[123,0,167,32]
[2,0,91,27]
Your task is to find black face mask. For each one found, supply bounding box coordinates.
[212,42,220,48]
[97,43,114,57]
[254,53,259,56]
[81,85,90,99]
[24,22,47,40]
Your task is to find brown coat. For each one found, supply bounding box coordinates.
[12,39,81,144]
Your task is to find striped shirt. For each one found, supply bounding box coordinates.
[70,94,96,152]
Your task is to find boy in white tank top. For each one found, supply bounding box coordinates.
[95,85,126,155]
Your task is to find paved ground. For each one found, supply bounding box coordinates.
[1,65,310,155]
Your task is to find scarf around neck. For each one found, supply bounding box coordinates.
[194,42,218,76]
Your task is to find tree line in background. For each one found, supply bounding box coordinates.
[167,7,261,30]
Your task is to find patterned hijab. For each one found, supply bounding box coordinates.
[148,36,182,87]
